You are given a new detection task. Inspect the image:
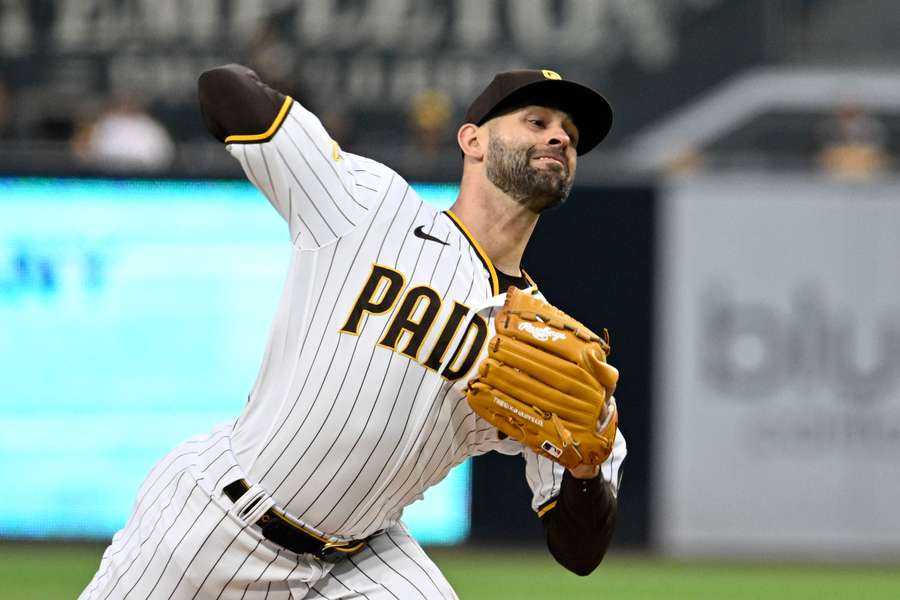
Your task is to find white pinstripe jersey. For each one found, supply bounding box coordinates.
[221,96,627,542]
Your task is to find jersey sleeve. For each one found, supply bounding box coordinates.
[198,65,387,249]
[227,101,388,249]
[525,426,627,516]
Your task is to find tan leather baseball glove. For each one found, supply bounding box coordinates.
[466,287,619,470]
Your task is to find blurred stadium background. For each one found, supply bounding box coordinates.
[2,0,900,598]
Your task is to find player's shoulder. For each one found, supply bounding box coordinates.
[340,149,397,184]
[337,150,425,216]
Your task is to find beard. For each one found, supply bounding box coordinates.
[484,133,574,213]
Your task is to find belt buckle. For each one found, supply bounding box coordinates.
[319,539,366,560]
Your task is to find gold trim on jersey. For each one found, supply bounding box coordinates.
[537,499,558,518]
[444,210,500,296]
[224,95,294,144]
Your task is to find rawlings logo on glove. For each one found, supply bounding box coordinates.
[518,322,566,342]
[466,287,619,470]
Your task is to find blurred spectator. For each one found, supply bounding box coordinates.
[249,25,299,97]
[816,104,887,179]
[409,89,453,158]
[72,95,175,173]
[247,22,328,136]
[249,24,319,105]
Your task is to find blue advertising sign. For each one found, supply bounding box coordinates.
[0,177,467,544]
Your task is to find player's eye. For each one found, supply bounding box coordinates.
[528,118,544,128]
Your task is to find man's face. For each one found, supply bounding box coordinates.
[483,106,578,213]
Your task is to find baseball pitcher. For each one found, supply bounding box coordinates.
[80,65,626,599]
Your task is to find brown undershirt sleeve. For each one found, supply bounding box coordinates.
[540,470,618,576]
[197,64,287,143]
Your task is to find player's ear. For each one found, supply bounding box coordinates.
[458,123,484,160]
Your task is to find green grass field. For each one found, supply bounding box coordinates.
[2,543,899,599]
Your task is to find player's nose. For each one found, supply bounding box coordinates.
[545,126,571,150]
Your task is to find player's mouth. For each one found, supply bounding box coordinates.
[531,154,567,171]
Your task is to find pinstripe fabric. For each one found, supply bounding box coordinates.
[80,425,327,600]
[81,98,627,598]
[312,524,457,600]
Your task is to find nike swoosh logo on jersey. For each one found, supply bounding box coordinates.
[413,225,449,246]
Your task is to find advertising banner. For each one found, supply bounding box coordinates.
[656,175,900,558]
[0,177,468,543]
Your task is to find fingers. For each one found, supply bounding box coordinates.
[584,348,619,390]
[489,335,602,393]
[476,358,601,423]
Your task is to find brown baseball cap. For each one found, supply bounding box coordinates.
[464,69,613,155]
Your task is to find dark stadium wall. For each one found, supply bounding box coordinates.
[469,184,656,548]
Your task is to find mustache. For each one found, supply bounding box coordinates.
[527,147,569,171]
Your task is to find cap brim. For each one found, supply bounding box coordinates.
[478,79,613,155]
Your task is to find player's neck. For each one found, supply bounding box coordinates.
[450,180,539,277]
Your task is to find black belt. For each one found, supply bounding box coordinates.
[223,479,368,560]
